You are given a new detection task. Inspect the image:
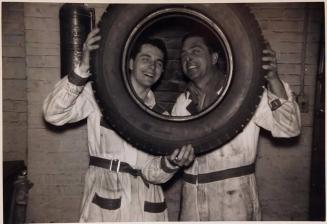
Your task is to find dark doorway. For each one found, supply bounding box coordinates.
[309,24,325,221]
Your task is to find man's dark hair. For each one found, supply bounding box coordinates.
[181,32,217,53]
[130,38,168,66]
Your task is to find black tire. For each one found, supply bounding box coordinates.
[93,4,266,155]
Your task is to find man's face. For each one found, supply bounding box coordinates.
[129,43,164,88]
[181,36,216,82]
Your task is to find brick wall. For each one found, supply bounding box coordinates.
[249,3,323,220]
[1,2,322,222]
[2,3,27,162]
[23,3,106,222]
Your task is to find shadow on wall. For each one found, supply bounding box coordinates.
[260,129,301,147]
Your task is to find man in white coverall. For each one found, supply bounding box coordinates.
[172,33,301,221]
[43,28,195,222]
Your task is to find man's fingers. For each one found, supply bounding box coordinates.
[262,48,276,57]
[183,144,193,160]
[85,28,99,43]
[88,36,101,45]
[84,41,100,52]
[88,45,100,50]
[183,145,195,166]
[174,148,181,156]
[79,28,100,72]
[183,145,192,160]
[179,145,191,165]
[262,64,277,71]
[176,144,195,167]
[84,28,101,52]
[262,56,276,62]
[89,27,100,37]
[172,146,186,166]
[169,144,195,167]
[187,145,195,162]
[174,145,184,161]
[171,148,180,160]
[262,48,279,80]
[263,49,275,55]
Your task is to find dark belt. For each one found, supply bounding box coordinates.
[89,156,149,187]
[183,163,255,184]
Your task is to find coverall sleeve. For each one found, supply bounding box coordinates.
[43,68,95,126]
[141,156,179,184]
[253,81,301,137]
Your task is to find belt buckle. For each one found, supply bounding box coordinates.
[109,159,120,172]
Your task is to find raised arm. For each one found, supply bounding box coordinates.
[43,28,101,126]
[254,47,301,137]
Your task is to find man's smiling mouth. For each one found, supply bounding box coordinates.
[144,72,154,77]
[188,65,198,70]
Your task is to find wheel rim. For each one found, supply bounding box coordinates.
[122,7,234,121]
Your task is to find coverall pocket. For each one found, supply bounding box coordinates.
[92,192,122,210]
[144,200,167,213]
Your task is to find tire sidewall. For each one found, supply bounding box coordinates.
[94,4,265,155]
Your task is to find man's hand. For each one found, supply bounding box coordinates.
[262,48,278,81]
[262,46,288,99]
[166,144,195,167]
[79,28,101,76]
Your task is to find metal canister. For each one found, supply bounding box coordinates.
[8,170,33,224]
[59,3,95,77]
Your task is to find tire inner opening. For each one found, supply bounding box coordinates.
[123,10,233,121]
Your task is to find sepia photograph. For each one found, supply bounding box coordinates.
[2,1,325,222]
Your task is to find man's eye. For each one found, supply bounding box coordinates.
[141,57,149,63]
[193,49,201,55]
[156,61,163,68]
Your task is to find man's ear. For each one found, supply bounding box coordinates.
[211,52,219,65]
[129,58,134,70]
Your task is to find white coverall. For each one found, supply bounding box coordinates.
[172,81,301,221]
[43,69,178,222]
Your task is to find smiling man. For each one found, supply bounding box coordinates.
[43,28,194,222]
[129,39,166,107]
[172,33,301,221]
[174,33,225,114]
